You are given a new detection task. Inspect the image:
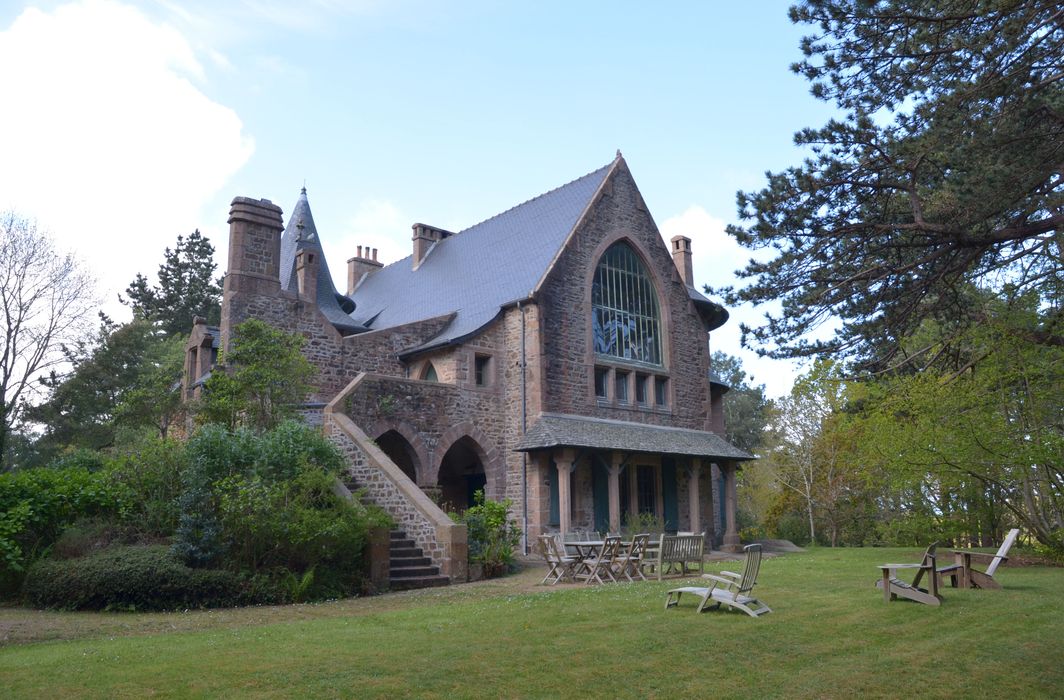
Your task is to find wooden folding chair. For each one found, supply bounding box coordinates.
[575,536,621,585]
[538,535,579,585]
[612,533,649,582]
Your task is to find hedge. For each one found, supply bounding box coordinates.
[22,545,281,611]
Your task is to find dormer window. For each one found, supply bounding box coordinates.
[592,242,662,366]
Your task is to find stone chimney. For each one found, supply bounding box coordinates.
[412,223,454,270]
[221,197,284,352]
[347,245,383,294]
[295,248,319,303]
[670,235,694,287]
[224,197,284,295]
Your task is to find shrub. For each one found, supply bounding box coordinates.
[171,422,387,600]
[50,518,145,560]
[452,491,520,578]
[257,420,344,481]
[21,545,274,611]
[171,425,259,567]
[107,437,187,535]
[0,466,132,595]
[621,511,665,538]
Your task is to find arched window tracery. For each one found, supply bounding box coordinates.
[591,242,662,366]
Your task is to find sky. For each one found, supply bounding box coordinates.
[0,0,837,398]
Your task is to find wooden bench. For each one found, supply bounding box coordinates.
[643,533,705,581]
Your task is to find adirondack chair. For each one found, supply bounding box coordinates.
[937,528,1020,590]
[664,544,772,617]
[575,536,621,585]
[875,543,940,606]
[538,535,580,585]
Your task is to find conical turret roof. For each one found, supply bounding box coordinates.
[279,187,366,335]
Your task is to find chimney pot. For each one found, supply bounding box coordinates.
[372,248,378,261]
[357,245,363,258]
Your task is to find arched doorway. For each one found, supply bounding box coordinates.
[437,436,487,511]
[375,430,420,483]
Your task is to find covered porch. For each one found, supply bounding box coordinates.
[517,414,754,552]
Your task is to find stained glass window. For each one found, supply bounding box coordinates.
[592,242,662,366]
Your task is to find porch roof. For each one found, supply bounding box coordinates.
[515,413,755,461]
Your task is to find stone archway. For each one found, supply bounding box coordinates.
[375,429,421,483]
[365,419,431,486]
[437,436,488,512]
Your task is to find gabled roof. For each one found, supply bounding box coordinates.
[347,160,616,351]
[279,188,367,335]
[516,413,754,461]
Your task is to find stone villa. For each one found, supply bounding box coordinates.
[184,153,753,583]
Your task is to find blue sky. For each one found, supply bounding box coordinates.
[0,0,836,397]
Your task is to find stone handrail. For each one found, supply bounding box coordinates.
[324,373,467,581]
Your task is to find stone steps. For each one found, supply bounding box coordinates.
[389,529,450,590]
[345,477,451,592]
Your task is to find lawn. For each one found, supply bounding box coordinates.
[1,547,1061,699]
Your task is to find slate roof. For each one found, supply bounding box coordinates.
[204,325,221,349]
[516,413,755,461]
[279,188,367,335]
[346,161,615,352]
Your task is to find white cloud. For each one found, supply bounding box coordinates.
[319,199,411,290]
[661,205,801,398]
[0,0,253,316]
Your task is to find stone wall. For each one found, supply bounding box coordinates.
[535,161,714,431]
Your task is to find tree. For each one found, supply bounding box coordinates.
[762,360,866,545]
[27,318,184,459]
[197,320,315,431]
[123,230,222,337]
[711,351,769,453]
[718,1,1063,371]
[855,296,1064,550]
[0,212,96,469]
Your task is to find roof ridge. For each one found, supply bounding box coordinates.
[366,159,616,274]
[455,159,614,236]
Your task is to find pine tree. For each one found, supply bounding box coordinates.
[123,230,222,337]
[719,1,1064,371]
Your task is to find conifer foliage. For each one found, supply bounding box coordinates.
[720,1,1064,371]
[123,230,222,337]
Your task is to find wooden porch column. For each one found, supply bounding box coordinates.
[555,448,576,535]
[608,452,624,534]
[687,458,702,535]
[722,461,741,552]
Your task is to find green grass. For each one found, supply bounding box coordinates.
[1,547,1062,698]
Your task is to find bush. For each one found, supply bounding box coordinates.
[171,422,387,600]
[107,437,187,535]
[0,466,132,595]
[21,545,277,611]
[258,420,344,481]
[452,491,520,578]
[621,511,665,538]
[50,518,145,560]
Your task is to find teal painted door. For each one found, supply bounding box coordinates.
[592,457,609,534]
[662,458,678,532]
[549,460,559,526]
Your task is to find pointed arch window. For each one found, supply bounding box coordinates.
[592,242,662,366]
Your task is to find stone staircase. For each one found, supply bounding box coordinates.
[388,529,450,591]
[344,475,451,591]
